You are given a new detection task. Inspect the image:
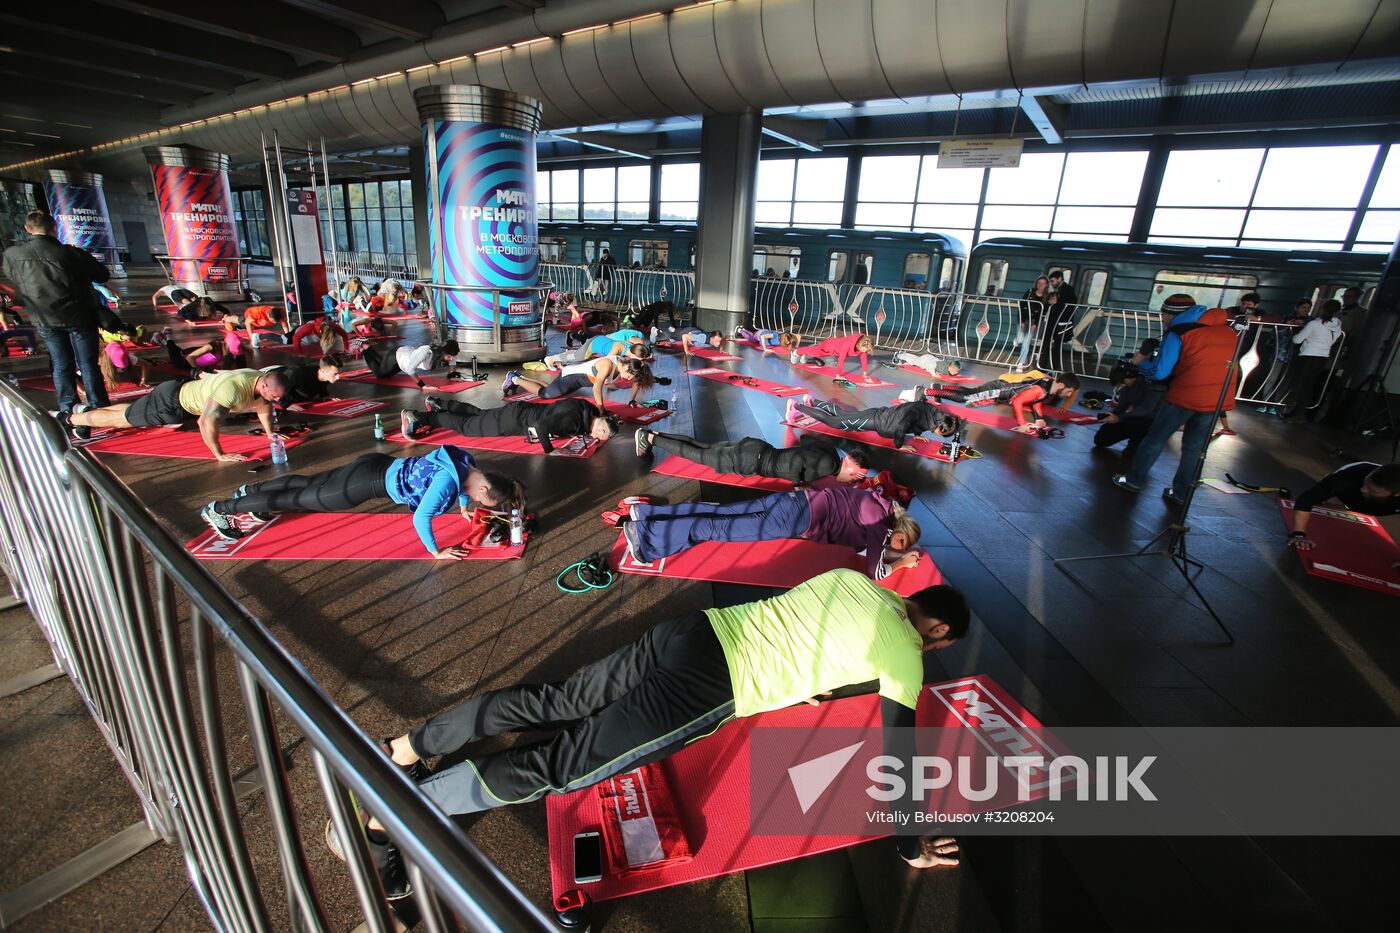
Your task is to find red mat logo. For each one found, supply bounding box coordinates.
[617,549,666,574]
[329,400,383,418]
[190,516,279,557]
[931,679,1057,793]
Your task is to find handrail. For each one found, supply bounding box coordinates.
[0,380,552,932]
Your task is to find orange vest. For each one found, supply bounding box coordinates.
[1165,308,1239,412]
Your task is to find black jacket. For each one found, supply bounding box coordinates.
[1,235,110,329]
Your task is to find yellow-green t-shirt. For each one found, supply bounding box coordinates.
[178,369,261,416]
[705,568,923,717]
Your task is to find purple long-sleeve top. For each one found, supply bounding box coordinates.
[801,486,895,577]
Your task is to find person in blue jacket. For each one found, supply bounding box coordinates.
[198,446,525,559]
[1133,292,1241,436]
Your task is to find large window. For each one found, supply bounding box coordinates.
[231,189,270,260]
[338,180,414,258]
[753,244,801,277]
[1147,270,1258,311]
[757,157,848,228]
[1354,144,1400,253]
[1149,145,1379,250]
[659,162,699,221]
[549,165,650,223]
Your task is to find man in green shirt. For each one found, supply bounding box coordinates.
[349,570,970,897]
[67,368,288,461]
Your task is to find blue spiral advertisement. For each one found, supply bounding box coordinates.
[42,176,117,257]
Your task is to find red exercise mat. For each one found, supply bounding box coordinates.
[85,427,305,461]
[341,370,485,393]
[186,510,527,560]
[286,398,386,418]
[896,364,981,385]
[782,412,958,463]
[179,320,226,329]
[792,363,897,389]
[688,367,804,397]
[390,424,603,458]
[20,374,153,401]
[547,675,1048,904]
[932,401,1022,433]
[655,341,741,362]
[515,393,659,423]
[610,534,942,594]
[1043,406,1098,426]
[1278,500,1400,596]
[651,456,793,491]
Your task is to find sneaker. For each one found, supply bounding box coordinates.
[243,511,274,526]
[425,396,447,413]
[200,502,246,540]
[400,409,422,439]
[1162,487,1187,506]
[1111,474,1142,493]
[502,370,520,391]
[616,495,652,512]
[634,428,654,457]
[786,398,801,423]
[622,520,645,561]
[57,411,91,441]
[324,819,412,901]
[801,392,815,408]
[379,738,429,783]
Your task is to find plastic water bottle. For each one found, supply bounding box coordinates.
[509,508,524,547]
[269,435,287,465]
[947,435,960,462]
[374,413,385,440]
[670,386,678,411]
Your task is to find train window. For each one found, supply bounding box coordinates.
[1046,265,1073,283]
[583,240,610,263]
[853,252,873,285]
[939,257,959,291]
[754,245,800,277]
[976,259,1009,297]
[1148,270,1258,311]
[903,253,931,290]
[1082,269,1110,305]
[828,251,849,282]
[1309,282,1365,307]
[539,237,569,263]
[690,243,697,269]
[629,239,669,269]
[830,251,873,284]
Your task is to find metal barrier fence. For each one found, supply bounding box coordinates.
[0,382,551,933]
[1235,324,1346,411]
[327,251,423,286]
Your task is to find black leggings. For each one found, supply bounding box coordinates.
[796,401,879,434]
[409,612,735,813]
[214,452,393,514]
[1285,355,1329,417]
[651,433,771,474]
[362,346,400,377]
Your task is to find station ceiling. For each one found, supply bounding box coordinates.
[2,0,1398,181]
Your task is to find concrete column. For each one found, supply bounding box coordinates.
[408,143,432,278]
[694,111,761,332]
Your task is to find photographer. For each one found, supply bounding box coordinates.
[1092,361,1163,460]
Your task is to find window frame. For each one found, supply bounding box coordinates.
[1147,269,1260,311]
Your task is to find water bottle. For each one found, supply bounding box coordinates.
[269,434,288,465]
[670,386,678,411]
[509,508,524,547]
[374,413,385,440]
[948,436,960,462]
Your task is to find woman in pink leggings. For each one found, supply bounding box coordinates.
[799,332,875,378]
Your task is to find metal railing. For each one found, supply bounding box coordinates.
[0,382,552,933]
[328,251,423,286]
[546,263,698,317]
[1235,324,1346,410]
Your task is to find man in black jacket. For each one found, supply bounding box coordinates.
[1,211,112,413]
[400,397,619,454]
[789,392,961,446]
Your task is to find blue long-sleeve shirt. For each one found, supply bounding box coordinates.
[1136,304,1208,382]
[383,446,475,554]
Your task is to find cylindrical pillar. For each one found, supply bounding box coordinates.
[142,145,243,301]
[40,171,125,277]
[694,112,762,334]
[415,85,544,363]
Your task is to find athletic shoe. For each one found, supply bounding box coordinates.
[200,503,246,540]
[324,819,412,901]
[401,409,423,440]
[801,392,815,408]
[634,429,654,457]
[502,370,520,391]
[622,520,645,562]
[56,411,91,441]
[1069,339,1089,352]
[425,396,447,413]
[1162,487,1187,506]
[1110,474,1142,493]
[379,737,430,782]
[242,511,274,526]
[786,397,801,423]
[616,495,652,512]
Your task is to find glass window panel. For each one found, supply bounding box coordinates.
[552,201,578,220]
[537,172,549,207]
[583,168,615,202]
[1356,209,1400,244]
[792,201,842,226]
[381,181,400,208]
[1058,151,1148,205]
[659,201,698,222]
[1351,241,1393,253]
[827,251,848,282]
[1367,145,1400,208]
[1149,207,1247,238]
[757,159,795,200]
[914,226,975,247]
[902,252,931,289]
[399,180,412,210]
[853,202,913,229]
[1157,149,1264,207]
[386,223,404,253]
[616,201,648,221]
[913,203,978,229]
[977,229,1050,244]
[980,204,1054,231]
[367,221,384,252]
[583,202,614,221]
[364,183,380,208]
[402,225,414,256]
[984,153,1065,205]
[858,156,920,202]
[1059,232,1130,244]
[1252,145,1378,208]
[352,221,368,248]
[616,165,650,202]
[755,201,792,225]
[1238,240,1343,251]
[1147,270,1257,310]
[794,158,848,201]
[1147,236,1238,247]
[348,183,365,208]
[660,162,700,201]
[1051,205,1135,235]
[552,169,579,205]
[917,156,984,202]
[1082,270,1109,305]
[1242,209,1353,241]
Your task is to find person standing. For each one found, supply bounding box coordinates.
[1,211,113,414]
[1282,299,1344,422]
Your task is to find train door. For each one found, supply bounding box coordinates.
[1080,268,1110,305]
[938,256,960,292]
[539,236,568,263]
[828,250,874,284]
[628,239,670,269]
[902,252,931,291]
[975,258,1009,297]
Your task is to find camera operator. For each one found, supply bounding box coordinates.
[1092,360,1163,460]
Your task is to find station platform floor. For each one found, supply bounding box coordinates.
[3,265,1399,931]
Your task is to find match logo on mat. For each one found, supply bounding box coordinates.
[616,549,666,574]
[188,516,281,557]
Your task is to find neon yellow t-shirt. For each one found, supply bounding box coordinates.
[706,569,923,717]
[178,369,261,416]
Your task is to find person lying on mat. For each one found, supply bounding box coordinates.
[735,326,797,354]
[1288,462,1400,550]
[787,392,962,449]
[224,304,288,347]
[796,332,877,379]
[360,340,460,391]
[153,285,198,312]
[635,429,872,485]
[400,397,621,455]
[935,369,1080,434]
[675,327,724,357]
[890,350,962,378]
[338,568,969,897]
[290,317,351,357]
[507,356,656,408]
[545,328,650,370]
[198,445,526,557]
[265,359,341,411]
[613,486,923,577]
[169,334,247,374]
[98,332,156,388]
[66,368,288,456]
